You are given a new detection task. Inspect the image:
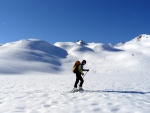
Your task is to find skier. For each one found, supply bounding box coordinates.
[72,60,89,92]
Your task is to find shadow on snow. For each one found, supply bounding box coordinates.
[84,90,150,94]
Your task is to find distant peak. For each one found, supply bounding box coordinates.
[135,34,150,41]
[76,40,87,45]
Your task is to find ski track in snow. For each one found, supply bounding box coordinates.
[0,74,150,113]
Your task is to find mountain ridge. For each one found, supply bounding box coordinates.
[0,34,150,74]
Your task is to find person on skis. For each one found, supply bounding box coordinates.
[72,60,89,92]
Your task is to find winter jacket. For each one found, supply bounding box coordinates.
[78,64,88,74]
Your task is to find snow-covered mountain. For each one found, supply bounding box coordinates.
[0,35,150,113]
[0,39,68,74]
[132,34,150,42]
[76,40,87,45]
[0,35,150,74]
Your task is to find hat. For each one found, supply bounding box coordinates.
[82,60,86,65]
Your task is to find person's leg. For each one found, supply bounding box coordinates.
[74,74,80,88]
[79,74,84,87]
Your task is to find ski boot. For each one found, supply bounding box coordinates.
[79,87,84,91]
[71,88,79,93]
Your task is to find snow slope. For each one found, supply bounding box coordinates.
[0,35,150,113]
[0,39,68,74]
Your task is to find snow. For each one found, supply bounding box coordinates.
[0,39,68,74]
[0,35,150,113]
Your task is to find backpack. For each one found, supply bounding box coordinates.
[72,61,80,73]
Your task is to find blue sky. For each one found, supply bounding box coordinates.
[0,0,150,44]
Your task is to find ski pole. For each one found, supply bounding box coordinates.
[83,71,88,78]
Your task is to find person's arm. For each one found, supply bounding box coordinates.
[83,68,89,71]
[81,65,89,71]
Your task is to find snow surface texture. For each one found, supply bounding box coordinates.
[0,34,150,113]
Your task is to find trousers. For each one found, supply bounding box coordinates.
[74,72,84,88]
